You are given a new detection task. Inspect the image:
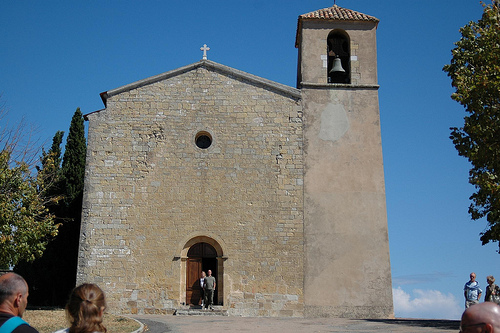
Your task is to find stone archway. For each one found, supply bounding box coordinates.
[186,242,218,305]
[178,235,225,306]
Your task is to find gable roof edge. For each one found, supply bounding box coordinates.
[203,60,301,99]
[100,60,301,106]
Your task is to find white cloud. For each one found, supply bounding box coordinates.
[393,287,463,320]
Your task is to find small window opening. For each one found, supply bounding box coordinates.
[195,131,212,149]
[327,31,350,84]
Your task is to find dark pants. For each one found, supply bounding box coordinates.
[204,288,214,308]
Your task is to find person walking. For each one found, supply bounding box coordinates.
[464,272,483,308]
[485,276,500,304]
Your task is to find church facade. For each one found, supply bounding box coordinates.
[77,5,393,318]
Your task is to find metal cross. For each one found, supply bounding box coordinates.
[200,44,210,60]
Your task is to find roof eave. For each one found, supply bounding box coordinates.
[83,108,105,121]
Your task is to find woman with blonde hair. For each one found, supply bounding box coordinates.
[54,283,107,333]
[485,275,500,304]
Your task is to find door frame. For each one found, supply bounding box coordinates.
[178,235,226,306]
[185,243,218,305]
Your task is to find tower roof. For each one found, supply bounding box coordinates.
[299,4,379,22]
[295,5,379,47]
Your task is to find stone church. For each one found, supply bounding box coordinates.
[77,4,393,318]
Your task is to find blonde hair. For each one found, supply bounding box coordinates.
[66,284,107,333]
[487,275,496,283]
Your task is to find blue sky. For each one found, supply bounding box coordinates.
[0,0,496,320]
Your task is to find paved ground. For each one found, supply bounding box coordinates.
[131,315,460,333]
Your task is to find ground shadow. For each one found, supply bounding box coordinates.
[367,319,460,330]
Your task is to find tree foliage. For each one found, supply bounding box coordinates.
[15,109,87,305]
[55,108,86,302]
[443,1,500,250]
[0,149,58,268]
[37,131,64,199]
[0,101,60,268]
[61,108,87,204]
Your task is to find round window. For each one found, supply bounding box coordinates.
[195,131,212,149]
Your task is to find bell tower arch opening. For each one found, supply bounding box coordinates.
[327,29,350,83]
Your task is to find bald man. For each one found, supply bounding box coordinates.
[0,273,38,333]
[203,270,216,310]
[460,302,500,332]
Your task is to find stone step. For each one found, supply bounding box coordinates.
[174,306,227,316]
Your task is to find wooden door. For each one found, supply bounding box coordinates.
[186,258,202,305]
[186,242,219,306]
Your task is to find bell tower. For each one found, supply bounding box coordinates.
[296,5,393,318]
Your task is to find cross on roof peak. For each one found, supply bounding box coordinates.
[200,44,210,60]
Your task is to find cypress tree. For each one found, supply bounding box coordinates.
[61,108,87,204]
[55,108,87,304]
[16,109,87,305]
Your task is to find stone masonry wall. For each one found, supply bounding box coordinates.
[78,65,304,317]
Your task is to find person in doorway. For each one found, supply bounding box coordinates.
[203,270,216,310]
[199,271,206,307]
[464,272,483,308]
[485,276,500,304]
[0,272,39,333]
[460,301,500,332]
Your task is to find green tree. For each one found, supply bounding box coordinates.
[15,130,68,304]
[53,109,86,305]
[61,108,87,204]
[15,109,87,305]
[443,1,500,250]
[0,149,58,268]
[37,131,64,199]
[0,101,59,269]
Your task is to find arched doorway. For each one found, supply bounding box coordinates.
[186,242,218,306]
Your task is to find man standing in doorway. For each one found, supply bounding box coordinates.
[464,272,483,308]
[203,270,216,310]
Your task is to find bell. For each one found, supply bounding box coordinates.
[330,57,345,73]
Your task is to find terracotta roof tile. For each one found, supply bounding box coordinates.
[299,4,379,22]
[295,5,379,47]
